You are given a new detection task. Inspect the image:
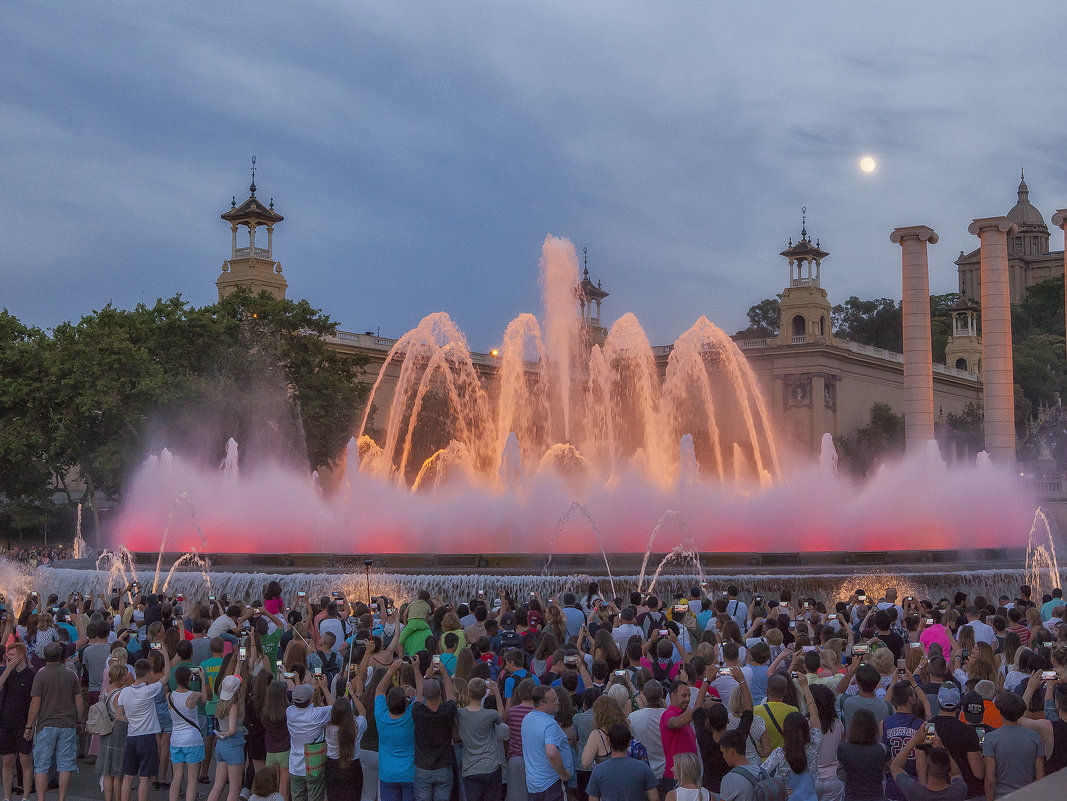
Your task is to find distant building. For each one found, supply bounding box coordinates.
[216,169,287,301]
[956,173,1062,303]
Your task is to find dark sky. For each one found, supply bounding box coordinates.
[2,3,1064,350]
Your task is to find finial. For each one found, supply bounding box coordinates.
[801,206,808,241]
[231,195,236,209]
[269,197,274,210]
[249,154,257,196]
[583,246,589,278]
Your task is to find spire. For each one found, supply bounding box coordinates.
[249,154,257,196]
[1018,168,1029,202]
[800,206,808,242]
[583,246,589,279]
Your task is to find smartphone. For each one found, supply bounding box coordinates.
[803,645,816,653]
[239,646,247,659]
[789,621,796,630]
[897,658,906,669]
[253,607,261,615]
[674,605,687,615]
[857,593,867,601]
[564,657,578,667]
[349,664,358,676]
[370,603,378,612]
[614,670,626,677]
[313,666,322,676]
[478,590,485,599]
[529,592,536,599]
[1042,670,1057,680]
[925,722,936,736]
[658,629,670,637]
[432,655,441,665]
[297,591,307,598]
[853,645,869,655]
[176,594,184,602]
[910,642,922,649]
[275,660,283,670]
[961,649,969,660]
[977,729,986,744]
[720,669,733,678]
[925,618,934,625]
[790,671,799,678]
[283,672,295,680]
[208,595,215,601]
[150,643,161,650]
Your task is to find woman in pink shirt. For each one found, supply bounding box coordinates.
[918,610,951,656]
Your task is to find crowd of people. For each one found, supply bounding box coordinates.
[1,577,1067,801]
[0,547,73,568]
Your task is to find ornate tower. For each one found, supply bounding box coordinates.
[775,211,833,346]
[577,247,609,347]
[944,296,982,375]
[217,158,287,300]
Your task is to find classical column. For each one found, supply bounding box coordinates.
[891,226,938,450]
[968,216,1019,461]
[1053,209,1067,356]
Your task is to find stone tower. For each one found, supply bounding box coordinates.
[776,214,833,346]
[944,296,982,375]
[577,248,609,347]
[217,160,287,300]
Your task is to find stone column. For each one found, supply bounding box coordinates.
[968,216,1019,462]
[890,225,939,450]
[811,374,826,450]
[1053,209,1067,356]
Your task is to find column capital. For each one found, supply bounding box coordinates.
[1051,209,1067,229]
[890,225,938,245]
[968,216,1018,236]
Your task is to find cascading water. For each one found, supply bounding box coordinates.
[1025,508,1063,598]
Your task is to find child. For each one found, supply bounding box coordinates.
[665,752,709,801]
[248,767,284,801]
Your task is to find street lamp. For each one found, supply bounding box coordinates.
[363,559,373,607]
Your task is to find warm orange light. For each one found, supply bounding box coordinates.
[490,349,499,356]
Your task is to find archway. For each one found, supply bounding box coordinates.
[792,315,806,338]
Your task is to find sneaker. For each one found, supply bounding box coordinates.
[239,789,250,800]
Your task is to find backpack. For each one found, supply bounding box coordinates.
[86,689,118,736]
[497,630,522,652]
[315,650,340,687]
[728,764,789,801]
[648,658,673,696]
[627,737,649,763]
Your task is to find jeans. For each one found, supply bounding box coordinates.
[290,771,326,801]
[380,780,416,801]
[815,777,845,801]
[505,757,527,801]
[414,766,453,801]
[527,781,564,801]
[463,768,502,801]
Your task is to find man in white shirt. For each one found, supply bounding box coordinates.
[317,603,347,654]
[711,642,753,704]
[962,606,996,646]
[611,607,644,650]
[117,651,170,801]
[206,605,240,639]
[628,680,668,787]
[287,677,334,801]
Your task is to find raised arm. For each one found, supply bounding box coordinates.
[375,660,400,697]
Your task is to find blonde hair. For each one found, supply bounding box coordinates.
[870,647,895,676]
[672,751,702,786]
[110,647,129,665]
[452,677,469,707]
[468,677,487,701]
[592,694,627,731]
[766,629,783,647]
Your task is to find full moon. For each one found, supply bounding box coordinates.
[860,156,877,173]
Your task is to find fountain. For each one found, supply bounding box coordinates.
[1025,508,1063,599]
[105,235,1033,561]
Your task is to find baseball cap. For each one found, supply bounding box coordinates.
[500,612,515,628]
[962,691,985,724]
[937,684,961,710]
[218,674,243,702]
[292,684,314,704]
[975,680,996,701]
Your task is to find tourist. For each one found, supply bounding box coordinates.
[412,665,457,801]
[837,663,890,732]
[1019,673,1067,772]
[982,692,1045,798]
[323,688,368,801]
[629,679,668,792]
[1040,589,1063,623]
[204,672,247,801]
[167,665,207,801]
[759,673,821,800]
[248,766,285,801]
[887,729,966,800]
[98,662,134,801]
[375,661,416,801]
[261,680,293,799]
[521,686,572,801]
[117,651,171,801]
[660,679,708,792]
[505,677,537,801]
[198,637,225,784]
[457,677,508,801]
[662,752,707,801]
[836,708,889,800]
[581,694,629,768]
[585,723,657,801]
[881,681,926,800]
[755,674,800,751]
[928,684,985,797]
[0,641,37,801]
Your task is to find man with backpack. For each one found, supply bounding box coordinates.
[718,729,788,801]
[309,632,341,688]
[502,649,538,701]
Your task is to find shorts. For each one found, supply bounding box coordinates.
[33,727,77,774]
[122,733,160,778]
[0,727,33,756]
[170,744,206,764]
[266,751,289,768]
[213,733,246,765]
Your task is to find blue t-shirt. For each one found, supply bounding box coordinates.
[748,666,769,705]
[504,669,539,699]
[521,710,573,793]
[551,675,586,694]
[440,653,456,677]
[374,695,415,783]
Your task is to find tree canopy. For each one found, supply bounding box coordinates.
[0,290,369,537]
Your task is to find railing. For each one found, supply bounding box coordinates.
[791,335,807,344]
[1031,478,1063,496]
[234,246,271,259]
[790,278,819,288]
[736,338,769,349]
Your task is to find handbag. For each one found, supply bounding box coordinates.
[168,692,200,732]
[304,740,328,779]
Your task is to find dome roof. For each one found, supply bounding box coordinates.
[1007,172,1047,229]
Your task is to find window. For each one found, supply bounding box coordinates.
[792,315,806,337]
[955,358,968,370]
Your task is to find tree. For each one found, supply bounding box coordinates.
[735,296,781,338]
[833,402,904,478]
[831,297,902,351]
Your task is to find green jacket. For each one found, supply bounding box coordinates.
[399,617,432,655]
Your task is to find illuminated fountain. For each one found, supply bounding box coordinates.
[109,235,1033,558]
